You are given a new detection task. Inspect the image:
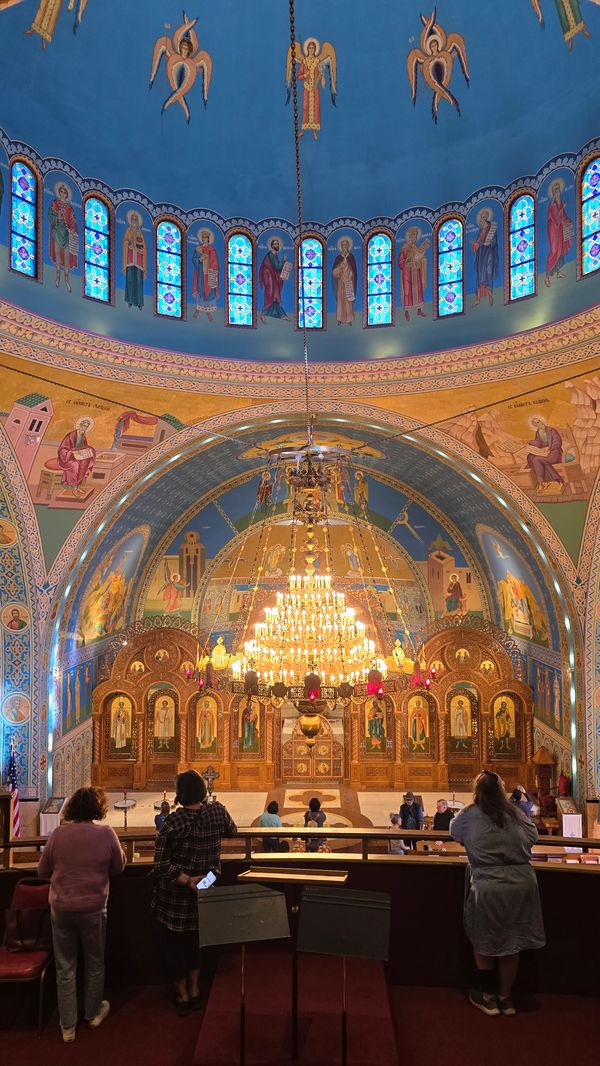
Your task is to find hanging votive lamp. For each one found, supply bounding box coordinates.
[244,666,259,695]
[367,666,384,695]
[271,680,289,700]
[337,680,354,701]
[304,668,321,701]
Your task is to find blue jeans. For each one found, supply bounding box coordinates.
[51,908,107,1028]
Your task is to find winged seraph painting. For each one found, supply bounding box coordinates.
[149,12,212,124]
[286,37,337,140]
[407,9,469,122]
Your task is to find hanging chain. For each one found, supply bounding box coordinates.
[288,0,311,443]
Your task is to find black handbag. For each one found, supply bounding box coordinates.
[4,907,52,952]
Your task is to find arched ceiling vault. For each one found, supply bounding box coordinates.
[49,406,582,668]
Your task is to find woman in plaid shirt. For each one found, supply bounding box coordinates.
[152,770,236,1015]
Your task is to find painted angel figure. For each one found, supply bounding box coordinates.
[407,8,469,123]
[286,37,337,140]
[530,0,545,28]
[158,560,189,612]
[149,12,212,124]
[531,2,592,49]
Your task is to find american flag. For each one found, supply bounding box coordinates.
[7,743,20,839]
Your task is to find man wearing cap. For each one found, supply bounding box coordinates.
[399,791,425,851]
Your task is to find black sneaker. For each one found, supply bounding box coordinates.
[498,996,516,1016]
[468,989,500,1016]
[175,999,191,1017]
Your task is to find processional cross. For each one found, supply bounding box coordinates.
[202,765,220,796]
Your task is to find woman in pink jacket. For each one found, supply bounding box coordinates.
[38,787,126,1043]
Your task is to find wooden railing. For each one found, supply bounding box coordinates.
[2,826,600,869]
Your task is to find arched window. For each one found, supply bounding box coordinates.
[155,218,184,318]
[10,158,38,278]
[365,231,393,326]
[507,193,535,300]
[581,157,600,276]
[437,217,464,316]
[83,194,112,303]
[297,235,325,329]
[226,231,254,326]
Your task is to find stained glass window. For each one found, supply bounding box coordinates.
[10,160,37,278]
[227,232,253,326]
[437,218,464,316]
[156,219,183,317]
[366,232,392,326]
[298,237,324,329]
[508,194,535,300]
[582,158,600,276]
[84,196,111,302]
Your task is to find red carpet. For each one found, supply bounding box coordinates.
[195,950,398,1065]
[389,986,599,1066]
[0,981,598,1065]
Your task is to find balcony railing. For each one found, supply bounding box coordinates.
[2,826,600,870]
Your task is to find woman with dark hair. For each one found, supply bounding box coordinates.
[304,796,326,852]
[152,770,236,1015]
[258,799,286,852]
[155,799,171,831]
[450,770,545,1017]
[38,787,126,1043]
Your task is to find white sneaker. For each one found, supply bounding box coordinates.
[87,1000,110,1028]
[61,1025,76,1043]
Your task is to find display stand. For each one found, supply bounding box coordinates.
[297,885,391,1066]
[114,789,136,830]
[40,796,66,838]
[197,883,290,1066]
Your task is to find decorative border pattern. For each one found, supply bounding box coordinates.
[3,297,600,398]
[0,426,46,799]
[580,469,600,797]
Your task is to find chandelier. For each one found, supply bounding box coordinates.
[242,571,377,686]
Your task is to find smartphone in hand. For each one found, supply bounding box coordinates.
[195,870,217,891]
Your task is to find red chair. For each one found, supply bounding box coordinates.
[0,878,52,1034]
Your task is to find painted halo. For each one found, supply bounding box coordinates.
[196,226,215,244]
[54,180,72,201]
[302,37,320,55]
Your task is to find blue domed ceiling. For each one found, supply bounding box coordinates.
[1,0,598,218]
[0,0,599,363]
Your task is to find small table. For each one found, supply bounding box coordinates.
[542,818,559,836]
[114,797,136,830]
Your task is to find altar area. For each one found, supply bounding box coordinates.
[78,618,536,804]
[104,788,473,833]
